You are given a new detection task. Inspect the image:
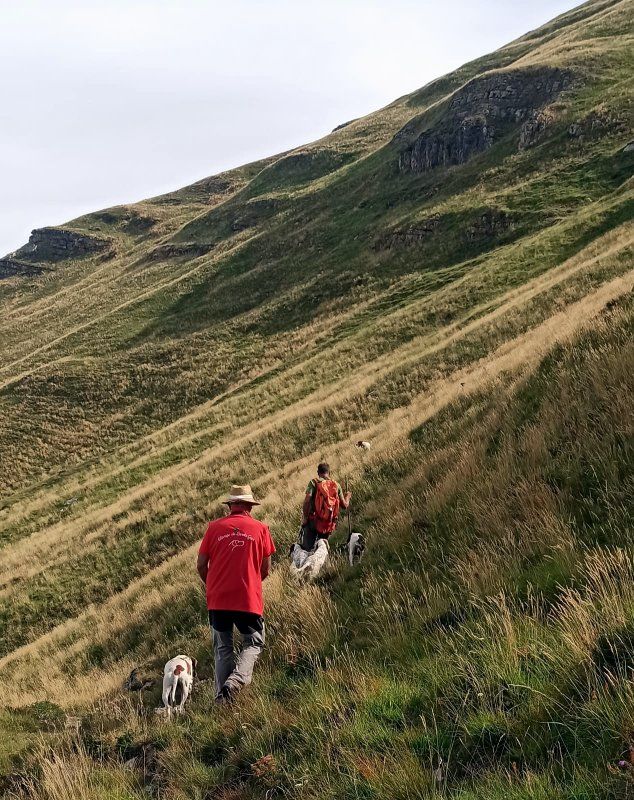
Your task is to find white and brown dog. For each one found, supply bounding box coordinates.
[161,654,196,716]
[289,538,330,582]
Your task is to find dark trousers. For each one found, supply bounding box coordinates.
[300,521,329,551]
[209,610,265,698]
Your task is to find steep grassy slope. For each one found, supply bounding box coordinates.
[0,0,632,797]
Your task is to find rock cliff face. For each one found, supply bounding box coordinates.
[397,67,571,173]
[17,227,111,263]
[518,108,556,149]
[465,209,514,240]
[0,258,45,279]
[375,208,515,251]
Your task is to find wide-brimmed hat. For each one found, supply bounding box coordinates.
[223,484,260,506]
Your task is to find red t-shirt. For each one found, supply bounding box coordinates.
[198,511,276,615]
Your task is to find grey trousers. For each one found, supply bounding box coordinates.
[209,610,265,699]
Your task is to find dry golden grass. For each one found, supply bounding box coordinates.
[1,221,630,597]
[2,259,630,709]
[1,6,632,795]
[14,741,144,800]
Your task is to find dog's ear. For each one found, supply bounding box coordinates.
[192,657,198,678]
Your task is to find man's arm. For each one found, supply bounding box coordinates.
[260,555,271,580]
[339,485,352,510]
[196,553,209,584]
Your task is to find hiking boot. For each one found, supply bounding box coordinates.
[216,684,238,705]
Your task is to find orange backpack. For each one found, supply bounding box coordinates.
[311,479,340,535]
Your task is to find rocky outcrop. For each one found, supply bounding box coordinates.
[92,209,156,236]
[465,210,514,240]
[145,242,213,261]
[374,216,441,250]
[518,108,556,149]
[0,258,46,279]
[567,108,627,141]
[375,209,515,251]
[397,67,571,173]
[17,227,111,262]
[399,116,495,172]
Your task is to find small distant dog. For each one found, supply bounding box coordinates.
[347,532,366,566]
[161,654,196,716]
[356,440,371,451]
[289,538,329,581]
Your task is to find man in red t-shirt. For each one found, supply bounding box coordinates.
[197,484,276,702]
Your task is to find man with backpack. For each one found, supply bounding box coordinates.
[300,462,352,551]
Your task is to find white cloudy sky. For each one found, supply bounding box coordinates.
[0,0,582,256]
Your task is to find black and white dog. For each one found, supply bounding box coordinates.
[347,532,366,566]
[161,654,197,716]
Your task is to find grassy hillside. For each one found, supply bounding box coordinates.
[0,0,632,797]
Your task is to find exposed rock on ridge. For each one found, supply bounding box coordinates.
[375,209,515,251]
[518,108,556,149]
[16,227,111,263]
[0,258,46,279]
[397,67,572,172]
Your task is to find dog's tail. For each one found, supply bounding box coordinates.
[163,665,184,709]
[170,664,185,705]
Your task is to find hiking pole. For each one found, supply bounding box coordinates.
[345,475,352,544]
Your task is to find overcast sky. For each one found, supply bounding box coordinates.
[0,0,582,256]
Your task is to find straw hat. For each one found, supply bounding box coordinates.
[223,484,260,506]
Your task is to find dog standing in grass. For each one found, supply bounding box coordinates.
[289,537,330,581]
[347,532,366,566]
[197,485,276,703]
[162,655,196,716]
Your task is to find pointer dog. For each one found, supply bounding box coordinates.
[289,538,329,581]
[347,532,366,566]
[162,654,196,716]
